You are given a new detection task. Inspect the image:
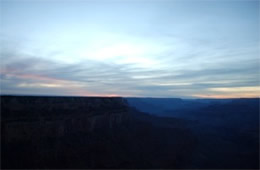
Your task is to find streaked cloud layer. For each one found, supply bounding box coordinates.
[0,0,259,98]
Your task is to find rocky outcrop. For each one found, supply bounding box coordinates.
[1,96,130,143]
[1,96,197,169]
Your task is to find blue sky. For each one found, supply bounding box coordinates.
[0,0,259,98]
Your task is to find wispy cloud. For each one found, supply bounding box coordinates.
[1,44,259,98]
[1,0,259,98]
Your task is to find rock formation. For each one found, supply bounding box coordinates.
[1,96,129,143]
[1,95,196,169]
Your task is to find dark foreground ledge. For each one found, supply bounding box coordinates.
[1,95,128,120]
[0,95,197,169]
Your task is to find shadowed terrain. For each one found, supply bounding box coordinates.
[1,96,259,169]
[127,97,260,169]
[1,96,196,169]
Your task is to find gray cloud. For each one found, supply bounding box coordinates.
[0,42,259,98]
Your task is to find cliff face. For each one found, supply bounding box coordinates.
[1,96,197,169]
[1,96,129,143]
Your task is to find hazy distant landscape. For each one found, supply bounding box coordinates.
[1,95,259,169]
[127,97,259,168]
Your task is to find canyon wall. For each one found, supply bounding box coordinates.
[1,96,197,169]
[1,96,130,143]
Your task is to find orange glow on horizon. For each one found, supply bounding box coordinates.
[1,69,126,97]
[192,94,260,99]
[0,69,63,82]
[1,69,259,99]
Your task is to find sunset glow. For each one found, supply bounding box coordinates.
[0,0,259,98]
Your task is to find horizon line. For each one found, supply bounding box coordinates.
[0,94,259,100]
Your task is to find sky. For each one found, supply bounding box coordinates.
[0,0,259,98]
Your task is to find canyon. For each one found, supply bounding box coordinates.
[1,96,196,169]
